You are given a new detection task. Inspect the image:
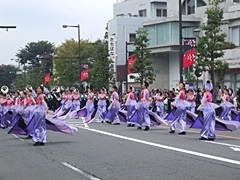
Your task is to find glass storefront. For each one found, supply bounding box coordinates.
[146,21,199,46]
[222,69,240,93]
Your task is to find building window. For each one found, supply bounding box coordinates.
[187,0,195,15]
[139,9,147,17]
[232,26,240,46]
[129,33,136,43]
[197,0,207,7]
[234,0,240,3]
[163,9,167,17]
[156,9,167,17]
[156,9,162,17]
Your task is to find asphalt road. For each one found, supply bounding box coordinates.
[1,115,240,180]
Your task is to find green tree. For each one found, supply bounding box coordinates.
[51,38,94,88]
[88,39,115,90]
[129,28,156,85]
[196,0,229,89]
[183,69,196,86]
[14,41,55,89]
[0,65,19,90]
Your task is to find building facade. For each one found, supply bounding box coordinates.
[108,0,240,93]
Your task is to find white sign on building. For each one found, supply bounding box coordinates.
[108,35,116,72]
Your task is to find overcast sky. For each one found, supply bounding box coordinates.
[0,0,116,65]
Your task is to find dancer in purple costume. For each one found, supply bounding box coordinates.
[169,83,190,135]
[187,89,196,113]
[126,86,136,127]
[32,85,51,146]
[156,92,164,118]
[198,81,219,141]
[86,88,94,117]
[98,88,107,123]
[106,86,120,125]
[220,89,234,121]
[137,82,151,131]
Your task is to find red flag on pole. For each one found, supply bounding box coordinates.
[44,73,50,85]
[81,64,88,81]
[183,38,196,70]
[128,54,137,75]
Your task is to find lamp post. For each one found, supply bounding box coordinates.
[179,0,183,84]
[125,41,134,92]
[63,25,81,92]
[193,28,201,93]
[0,26,17,31]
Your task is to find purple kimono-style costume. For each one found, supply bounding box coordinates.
[86,93,94,117]
[187,95,196,113]
[126,92,136,125]
[156,96,164,117]
[219,95,234,121]
[170,91,190,133]
[109,92,120,123]
[98,94,106,122]
[31,94,47,143]
[137,89,151,127]
[198,92,219,139]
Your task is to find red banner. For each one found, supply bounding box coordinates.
[81,64,88,81]
[81,70,88,81]
[128,54,137,75]
[44,73,50,85]
[183,38,196,70]
[183,49,196,69]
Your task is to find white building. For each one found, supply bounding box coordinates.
[108,0,240,92]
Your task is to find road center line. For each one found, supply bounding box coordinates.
[204,141,240,148]
[77,126,240,166]
[158,126,240,140]
[62,162,101,180]
[12,134,24,141]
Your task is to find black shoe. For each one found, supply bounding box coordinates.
[101,121,104,123]
[106,121,112,124]
[5,125,9,129]
[169,130,175,134]
[144,126,150,131]
[178,132,186,135]
[137,126,142,130]
[208,138,215,141]
[2,127,5,129]
[25,136,32,139]
[127,124,131,127]
[33,142,40,146]
[39,143,45,146]
[199,137,208,140]
[131,124,135,127]
[113,123,120,125]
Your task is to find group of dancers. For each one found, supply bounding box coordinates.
[0,85,78,146]
[1,80,240,146]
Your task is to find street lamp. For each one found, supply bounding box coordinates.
[0,26,17,31]
[63,25,81,92]
[193,29,201,37]
[179,0,183,83]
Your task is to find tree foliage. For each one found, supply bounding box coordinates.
[130,28,156,85]
[14,40,55,89]
[184,69,196,86]
[0,65,19,90]
[88,39,115,90]
[51,39,94,88]
[196,0,229,88]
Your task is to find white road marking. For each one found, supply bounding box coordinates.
[12,134,24,141]
[230,147,240,152]
[62,162,101,180]
[77,126,240,166]
[204,141,240,148]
